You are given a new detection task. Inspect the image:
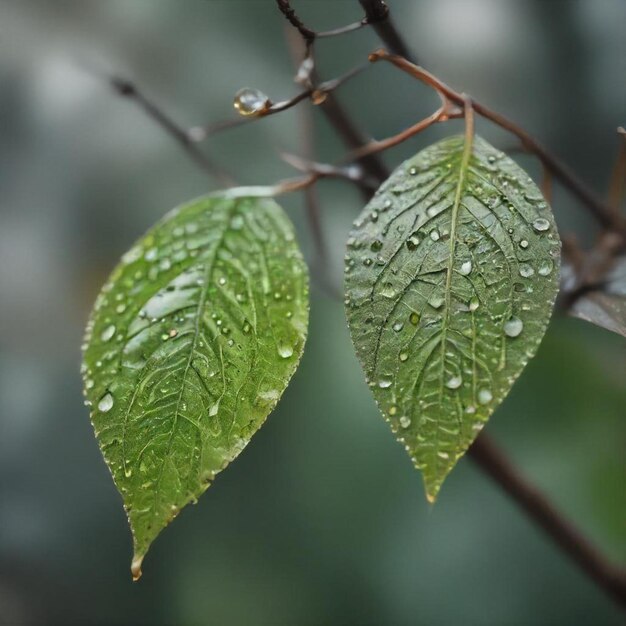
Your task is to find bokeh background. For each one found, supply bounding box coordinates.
[0,1,624,624]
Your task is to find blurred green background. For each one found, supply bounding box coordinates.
[0,1,624,624]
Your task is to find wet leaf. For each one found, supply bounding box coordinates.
[345,135,561,501]
[82,192,309,579]
[569,256,626,338]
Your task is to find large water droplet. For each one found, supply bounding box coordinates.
[278,345,293,359]
[504,316,524,337]
[532,218,550,232]
[429,295,444,309]
[519,264,534,278]
[98,392,114,412]
[100,324,116,342]
[233,87,270,116]
[446,375,462,389]
[538,259,553,276]
[399,416,411,428]
[478,389,493,405]
[459,260,472,276]
[378,378,392,389]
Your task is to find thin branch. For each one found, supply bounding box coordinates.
[275,0,316,41]
[469,435,626,609]
[608,127,626,215]
[359,0,416,62]
[318,19,369,39]
[277,2,390,193]
[288,31,342,300]
[188,63,369,142]
[109,76,233,186]
[282,152,376,191]
[368,49,625,234]
[350,107,445,159]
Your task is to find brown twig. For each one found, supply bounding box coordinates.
[188,63,369,142]
[277,1,390,192]
[109,76,233,187]
[367,49,625,234]
[469,435,626,608]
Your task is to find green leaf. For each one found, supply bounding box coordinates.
[82,192,309,579]
[344,135,561,502]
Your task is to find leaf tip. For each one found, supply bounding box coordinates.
[423,476,444,505]
[131,553,144,582]
[425,491,437,505]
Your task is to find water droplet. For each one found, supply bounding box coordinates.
[478,389,493,405]
[538,259,553,276]
[465,405,476,414]
[409,312,420,325]
[399,352,408,362]
[115,303,126,314]
[519,264,534,278]
[100,324,116,342]
[388,405,398,415]
[218,277,227,286]
[430,229,440,241]
[519,239,529,249]
[429,295,444,309]
[406,235,420,251]
[230,215,244,230]
[168,328,178,338]
[85,379,94,390]
[363,258,373,267]
[408,166,418,175]
[392,322,404,332]
[446,375,462,389]
[278,345,293,359]
[145,247,158,261]
[370,239,383,251]
[399,416,411,428]
[437,451,449,460]
[378,379,392,389]
[381,283,396,298]
[532,218,550,232]
[233,87,271,116]
[98,392,114,412]
[459,260,472,276]
[504,316,523,337]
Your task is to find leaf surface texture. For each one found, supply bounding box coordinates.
[82,193,309,577]
[345,135,561,500]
